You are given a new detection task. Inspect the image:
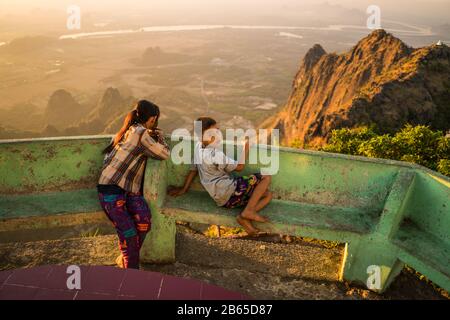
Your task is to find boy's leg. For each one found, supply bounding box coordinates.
[256,191,273,212]
[98,193,140,269]
[236,215,259,235]
[126,193,152,249]
[241,175,272,222]
[238,190,272,235]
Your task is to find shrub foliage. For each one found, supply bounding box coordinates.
[321,125,450,177]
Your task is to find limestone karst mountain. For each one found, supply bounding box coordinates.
[64,87,135,135]
[42,87,134,136]
[44,89,88,130]
[262,29,450,148]
[87,87,133,127]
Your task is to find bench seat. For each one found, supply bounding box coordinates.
[394,223,450,283]
[0,189,101,219]
[162,190,379,241]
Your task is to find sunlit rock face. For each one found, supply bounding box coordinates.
[263,29,450,148]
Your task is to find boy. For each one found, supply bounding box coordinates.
[168,117,272,235]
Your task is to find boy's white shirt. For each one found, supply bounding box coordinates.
[192,141,239,206]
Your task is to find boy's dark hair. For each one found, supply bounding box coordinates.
[103,100,160,154]
[196,117,217,137]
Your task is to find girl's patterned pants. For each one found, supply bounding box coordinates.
[98,192,151,269]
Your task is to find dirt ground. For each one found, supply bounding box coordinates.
[0,226,447,300]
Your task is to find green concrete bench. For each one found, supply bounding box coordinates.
[0,136,449,294]
[0,189,100,219]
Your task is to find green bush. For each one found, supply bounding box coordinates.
[322,126,378,155]
[321,125,450,177]
[438,159,450,176]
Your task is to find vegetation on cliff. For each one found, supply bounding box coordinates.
[320,125,450,177]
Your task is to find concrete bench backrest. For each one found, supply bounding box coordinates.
[0,137,111,194]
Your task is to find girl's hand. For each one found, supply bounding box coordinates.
[167,186,186,197]
[149,128,165,143]
[149,128,162,136]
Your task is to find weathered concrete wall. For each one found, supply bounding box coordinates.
[0,136,112,195]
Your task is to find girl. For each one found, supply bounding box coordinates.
[169,117,272,235]
[98,100,170,269]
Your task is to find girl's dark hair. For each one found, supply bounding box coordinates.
[103,100,160,154]
[196,117,217,137]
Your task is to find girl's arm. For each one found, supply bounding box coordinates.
[141,130,170,160]
[168,169,198,197]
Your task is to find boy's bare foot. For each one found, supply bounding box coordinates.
[241,208,270,223]
[237,215,259,235]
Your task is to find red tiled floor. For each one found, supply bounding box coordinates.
[158,275,202,300]
[5,266,52,288]
[0,266,248,300]
[0,284,39,300]
[202,283,245,300]
[33,288,77,300]
[0,270,14,286]
[116,294,140,300]
[81,266,126,295]
[118,268,163,300]
[74,291,116,300]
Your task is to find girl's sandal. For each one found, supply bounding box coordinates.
[116,254,125,269]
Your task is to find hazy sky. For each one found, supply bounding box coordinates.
[1,0,449,24]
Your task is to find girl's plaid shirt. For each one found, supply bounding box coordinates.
[99,124,170,193]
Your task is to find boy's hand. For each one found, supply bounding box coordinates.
[167,186,186,197]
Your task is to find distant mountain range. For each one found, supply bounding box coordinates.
[2,30,450,145]
[0,87,135,139]
[263,29,450,147]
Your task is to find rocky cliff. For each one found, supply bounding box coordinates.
[263,29,450,147]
